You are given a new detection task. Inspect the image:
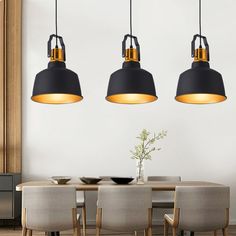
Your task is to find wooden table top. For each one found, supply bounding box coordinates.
[16,180,224,191]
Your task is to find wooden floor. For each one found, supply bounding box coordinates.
[0,226,236,236]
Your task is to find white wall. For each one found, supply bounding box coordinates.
[22,0,236,224]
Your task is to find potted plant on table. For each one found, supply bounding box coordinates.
[130,129,167,184]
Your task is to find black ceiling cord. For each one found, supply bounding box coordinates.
[55,0,58,47]
[199,0,202,48]
[130,0,133,47]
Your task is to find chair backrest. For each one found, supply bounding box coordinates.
[175,186,230,231]
[22,186,77,232]
[76,191,85,203]
[97,186,152,231]
[148,176,181,203]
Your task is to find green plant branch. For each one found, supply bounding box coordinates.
[130,129,167,162]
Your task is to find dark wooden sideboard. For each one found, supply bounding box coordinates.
[0,173,21,221]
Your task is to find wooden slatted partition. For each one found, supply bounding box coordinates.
[0,0,21,173]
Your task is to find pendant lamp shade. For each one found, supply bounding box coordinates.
[32,61,83,104]
[176,61,226,104]
[106,34,157,104]
[106,61,157,104]
[175,34,226,104]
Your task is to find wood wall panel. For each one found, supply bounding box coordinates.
[0,0,6,173]
[0,0,22,173]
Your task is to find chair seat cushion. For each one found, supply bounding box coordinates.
[152,200,174,208]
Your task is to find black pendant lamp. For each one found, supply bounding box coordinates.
[175,0,226,104]
[32,0,83,104]
[106,0,157,104]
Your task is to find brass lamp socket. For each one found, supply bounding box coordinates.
[125,48,139,62]
[194,48,208,62]
[50,48,64,62]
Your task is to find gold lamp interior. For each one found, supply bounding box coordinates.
[106,94,158,104]
[31,94,83,104]
[175,94,227,104]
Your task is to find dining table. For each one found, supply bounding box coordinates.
[16,180,223,191]
[16,180,225,236]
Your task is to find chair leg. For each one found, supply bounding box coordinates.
[222,228,228,236]
[28,230,32,236]
[96,227,100,236]
[82,206,86,236]
[164,219,169,236]
[77,222,81,236]
[22,227,27,236]
[73,227,80,236]
[147,227,152,236]
[214,230,217,236]
[172,227,177,236]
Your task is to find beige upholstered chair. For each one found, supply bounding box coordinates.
[96,186,152,236]
[148,176,181,208]
[76,191,86,236]
[164,186,230,236]
[22,186,80,236]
